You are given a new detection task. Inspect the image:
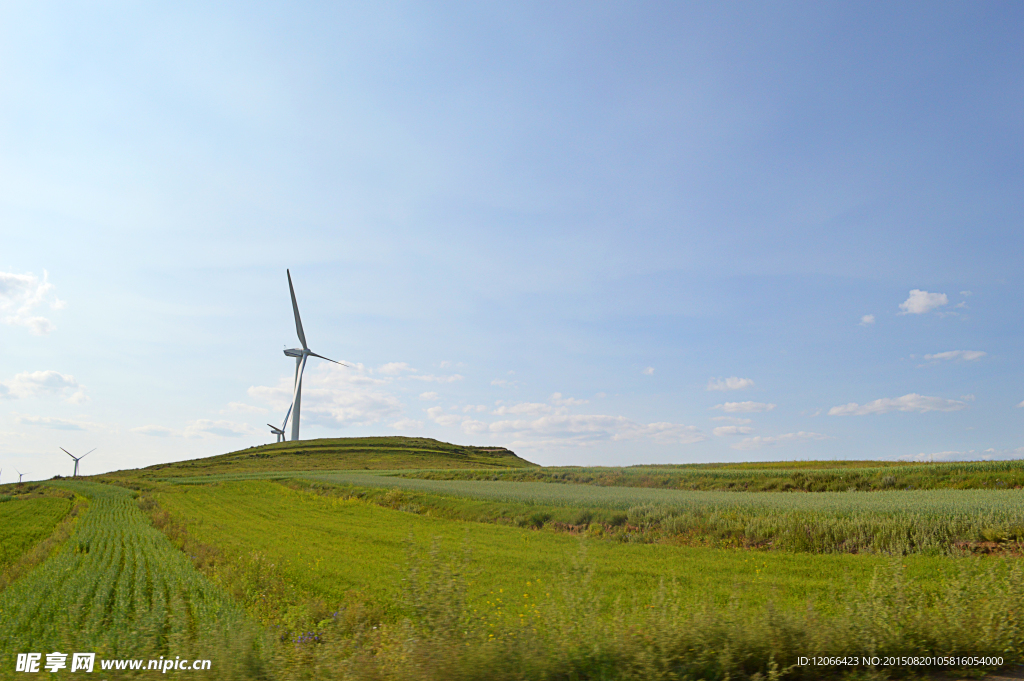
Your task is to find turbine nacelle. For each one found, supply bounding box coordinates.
[284,348,304,358]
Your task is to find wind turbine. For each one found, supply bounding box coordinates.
[61,448,95,477]
[283,270,346,441]
[15,469,26,483]
[268,402,293,443]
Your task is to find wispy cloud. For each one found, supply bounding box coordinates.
[898,447,1024,462]
[426,394,705,448]
[132,425,176,437]
[419,391,439,401]
[14,415,98,431]
[0,370,86,403]
[706,377,754,391]
[713,425,753,436]
[922,350,986,362]
[184,419,256,438]
[710,416,752,424]
[0,270,65,335]
[733,431,831,451]
[713,401,776,413]
[378,362,416,375]
[859,314,875,326]
[390,418,424,431]
[642,367,654,375]
[828,393,967,416]
[898,289,948,315]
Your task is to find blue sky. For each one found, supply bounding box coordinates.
[2,2,1022,479]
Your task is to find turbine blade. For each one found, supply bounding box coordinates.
[80,448,96,459]
[287,269,308,350]
[309,351,348,366]
[60,447,75,459]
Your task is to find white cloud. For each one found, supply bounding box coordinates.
[960,291,972,297]
[733,431,832,451]
[490,379,518,388]
[706,377,754,391]
[642,367,654,375]
[0,370,86,403]
[419,392,439,401]
[713,425,754,436]
[1017,400,1024,409]
[410,374,463,383]
[484,414,704,447]
[462,404,487,413]
[0,270,64,335]
[132,425,176,437]
[922,350,986,362]
[184,419,256,438]
[713,401,776,413]
[223,402,268,414]
[491,402,552,416]
[898,447,1024,462]
[427,393,704,448]
[390,418,424,431]
[378,362,416,375]
[551,392,588,406]
[249,363,404,429]
[828,393,967,416]
[14,415,97,431]
[899,289,948,315]
[960,394,976,402]
[859,314,875,326]
[426,406,464,427]
[710,416,752,424]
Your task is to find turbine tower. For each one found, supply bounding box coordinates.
[61,447,95,477]
[283,270,346,441]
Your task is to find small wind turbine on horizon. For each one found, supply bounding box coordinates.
[15,469,26,483]
[281,270,346,441]
[61,447,96,477]
[268,402,293,443]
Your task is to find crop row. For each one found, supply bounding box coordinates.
[0,481,263,677]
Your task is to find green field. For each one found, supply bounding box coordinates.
[0,481,262,679]
[155,480,949,615]
[404,458,1024,491]
[0,439,1022,679]
[0,495,72,571]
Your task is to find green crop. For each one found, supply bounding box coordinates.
[0,496,71,570]
[0,481,265,677]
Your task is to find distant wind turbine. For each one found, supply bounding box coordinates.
[61,447,96,477]
[15,468,26,483]
[283,270,346,441]
[268,402,293,444]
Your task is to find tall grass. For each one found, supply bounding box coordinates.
[299,475,1024,555]
[403,459,1024,492]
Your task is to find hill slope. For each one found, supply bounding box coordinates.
[109,436,536,480]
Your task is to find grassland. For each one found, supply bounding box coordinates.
[0,495,72,570]
[106,437,535,481]
[2,438,1023,679]
[147,478,1024,679]
[0,480,264,679]
[283,473,1024,555]
[404,458,1024,491]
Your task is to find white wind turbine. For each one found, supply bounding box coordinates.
[282,270,346,441]
[268,402,293,444]
[15,468,26,483]
[61,447,96,477]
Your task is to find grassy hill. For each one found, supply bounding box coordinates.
[107,436,536,480]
